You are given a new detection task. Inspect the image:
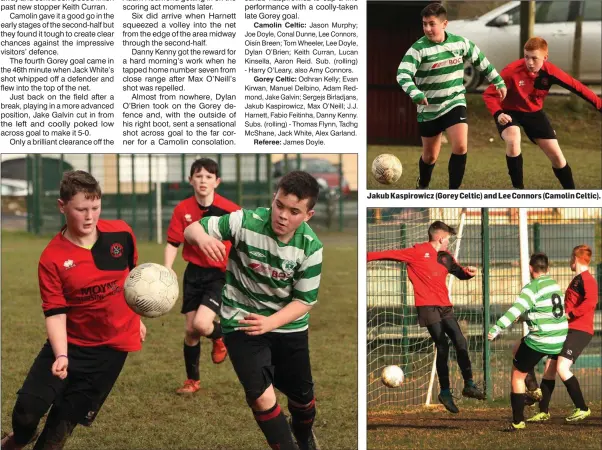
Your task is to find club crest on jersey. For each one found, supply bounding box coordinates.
[184,214,192,222]
[110,243,123,258]
[541,77,549,86]
[519,80,525,87]
[282,260,296,274]
[63,259,75,269]
[424,252,430,259]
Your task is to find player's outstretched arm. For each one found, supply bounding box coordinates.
[45,314,69,379]
[488,290,534,340]
[547,63,602,111]
[437,251,476,280]
[237,301,314,336]
[184,221,226,262]
[367,248,415,263]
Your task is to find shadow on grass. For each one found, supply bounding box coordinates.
[368,424,460,430]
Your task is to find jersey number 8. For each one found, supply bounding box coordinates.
[551,293,564,319]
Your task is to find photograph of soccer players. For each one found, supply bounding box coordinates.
[2,153,358,450]
[1,171,145,450]
[367,208,601,448]
[367,1,602,189]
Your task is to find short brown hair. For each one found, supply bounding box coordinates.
[59,170,102,203]
[572,245,592,266]
[422,2,447,19]
[428,220,456,240]
[190,158,219,178]
[276,171,320,211]
[530,252,549,273]
[524,37,548,54]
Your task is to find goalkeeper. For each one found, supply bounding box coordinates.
[368,220,485,414]
[488,253,567,431]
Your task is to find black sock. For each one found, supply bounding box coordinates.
[506,154,524,189]
[253,404,297,450]
[448,153,467,189]
[418,156,435,188]
[563,375,587,411]
[525,368,538,391]
[208,322,223,340]
[510,393,526,424]
[553,163,575,189]
[183,342,200,381]
[539,379,555,413]
[288,399,316,445]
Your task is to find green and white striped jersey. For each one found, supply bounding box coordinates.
[491,275,568,354]
[200,207,323,334]
[397,32,505,122]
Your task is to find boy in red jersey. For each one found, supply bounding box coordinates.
[367,221,484,413]
[164,158,240,394]
[526,245,598,423]
[1,171,145,450]
[483,37,602,189]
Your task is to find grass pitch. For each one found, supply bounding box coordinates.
[368,94,602,190]
[1,231,358,450]
[368,402,602,449]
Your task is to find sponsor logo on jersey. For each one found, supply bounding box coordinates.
[110,243,124,258]
[431,57,462,69]
[249,250,266,259]
[64,259,76,269]
[184,214,192,222]
[249,262,291,280]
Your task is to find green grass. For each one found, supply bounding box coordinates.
[368,94,602,189]
[368,402,602,449]
[1,231,358,450]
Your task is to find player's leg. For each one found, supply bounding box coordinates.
[224,331,297,450]
[273,331,319,450]
[440,314,485,400]
[417,116,444,189]
[192,277,227,364]
[534,139,574,189]
[444,108,469,189]
[556,330,593,421]
[500,126,524,189]
[527,357,556,422]
[425,321,457,413]
[177,265,203,394]
[2,343,65,450]
[512,340,541,403]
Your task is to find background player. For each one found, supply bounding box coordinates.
[184,171,323,450]
[483,37,602,189]
[367,221,485,414]
[164,158,240,395]
[488,252,567,431]
[1,171,144,450]
[397,2,506,189]
[527,245,598,423]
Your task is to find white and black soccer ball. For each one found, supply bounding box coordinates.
[124,263,179,318]
[371,154,402,184]
[381,365,404,388]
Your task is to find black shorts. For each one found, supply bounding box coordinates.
[181,263,225,315]
[418,105,467,138]
[224,330,314,405]
[513,339,549,373]
[417,306,455,328]
[495,110,556,144]
[17,341,127,426]
[549,329,592,362]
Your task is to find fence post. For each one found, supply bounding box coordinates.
[338,153,344,232]
[26,155,32,233]
[400,223,408,370]
[255,154,261,208]
[59,154,65,227]
[266,155,272,203]
[533,222,541,253]
[87,154,92,173]
[236,154,242,206]
[181,154,186,181]
[296,153,302,170]
[482,208,491,400]
[148,154,153,242]
[117,154,122,220]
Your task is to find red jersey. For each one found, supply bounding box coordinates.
[167,194,240,271]
[565,270,598,335]
[38,219,141,352]
[367,242,474,307]
[483,59,602,118]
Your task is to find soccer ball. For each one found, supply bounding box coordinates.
[381,365,404,388]
[371,154,402,184]
[124,263,179,318]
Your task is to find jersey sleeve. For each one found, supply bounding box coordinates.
[495,284,536,331]
[465,38,505,88]
[166,204,184,247]
[367,247,416,263]
[547,63,602,111]
[483,63,512,117]
[396,45,425,104]
[568,276,599,320]
[292,246,323,306]
[437,251,473,280]
[127,226,138,269]
[201,209,244,243]
[39,258,68,317]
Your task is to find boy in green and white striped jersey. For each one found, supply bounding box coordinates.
[184,171,323,450]
[488,253,568,431]
[397,3,506,189]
